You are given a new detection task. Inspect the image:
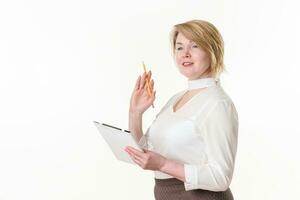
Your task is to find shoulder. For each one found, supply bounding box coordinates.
[208,85,234,104]
[206,86,239,121]
[202,85,237,116]
[198,85,238,122]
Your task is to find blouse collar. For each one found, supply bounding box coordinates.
[187,77,219,90]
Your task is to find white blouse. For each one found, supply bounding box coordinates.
[138,81,238,191]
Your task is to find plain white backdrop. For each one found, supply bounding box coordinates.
[0,0,299,199]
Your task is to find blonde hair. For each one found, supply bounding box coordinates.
[170,19,225,77]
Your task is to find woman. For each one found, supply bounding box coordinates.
[125,19,238,200]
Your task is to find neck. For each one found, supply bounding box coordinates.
[188,71,214,80]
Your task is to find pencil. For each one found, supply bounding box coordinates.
[142,62,152,97]
[142,62,154,108]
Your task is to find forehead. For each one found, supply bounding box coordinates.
[175,33,193,44]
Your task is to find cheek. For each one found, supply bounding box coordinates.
[175,54,181,65]
[193,52,206,61]
[194,53,210,66]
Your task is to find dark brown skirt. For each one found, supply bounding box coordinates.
[154,178,234,200]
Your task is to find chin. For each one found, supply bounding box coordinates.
[179,71,192,79]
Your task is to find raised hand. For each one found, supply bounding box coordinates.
[129,70,156,115]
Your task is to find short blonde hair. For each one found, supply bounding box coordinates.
[170,19,225,77]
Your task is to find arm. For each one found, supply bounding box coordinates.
[156,100,238,191]
[159,159,186,182]
[128,70,155,143]
[125,145,186,182]
[128,111,144,142]
[182,100,239,191]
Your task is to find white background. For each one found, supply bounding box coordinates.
[0,0,299,199]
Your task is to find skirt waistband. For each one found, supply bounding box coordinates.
[154,178,184,186]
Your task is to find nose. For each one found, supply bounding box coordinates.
[183,48,191,58]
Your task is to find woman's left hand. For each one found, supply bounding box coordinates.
[124,146,166,171]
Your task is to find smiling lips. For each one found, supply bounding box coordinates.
[182,62,194,67]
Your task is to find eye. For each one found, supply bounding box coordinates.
[176,47,183,50]
[192,44,198,48]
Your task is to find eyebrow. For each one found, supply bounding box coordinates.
[175,41,194,45]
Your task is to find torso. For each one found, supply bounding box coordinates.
[172,88,207,112]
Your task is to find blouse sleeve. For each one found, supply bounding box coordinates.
[137,127,151,150]
[184,99,239,191]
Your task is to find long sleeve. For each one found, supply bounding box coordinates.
[137,127,151,149]
[184,99,239,191]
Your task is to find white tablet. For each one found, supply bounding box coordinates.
[93,121,143,165]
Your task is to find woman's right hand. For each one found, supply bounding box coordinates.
[129,71,156,115]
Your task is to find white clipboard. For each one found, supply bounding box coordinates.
[93,121,143,165]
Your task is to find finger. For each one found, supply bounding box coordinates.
[146,70,152,80]
[150,79,154,91]
[126,146,145,158]
[133,154,144,163]
[127,151,144,165]
[139,72,146,90]
[152,90,156,99]
[144,79,152,94]
[143,72,149,88]
[134,76,141,90]
[126,148,142,157]
[133,157,143,166]
[128,153,140,164]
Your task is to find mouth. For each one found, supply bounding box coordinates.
[182,62,194,67]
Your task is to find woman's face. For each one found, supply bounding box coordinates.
[175,33,211,80]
